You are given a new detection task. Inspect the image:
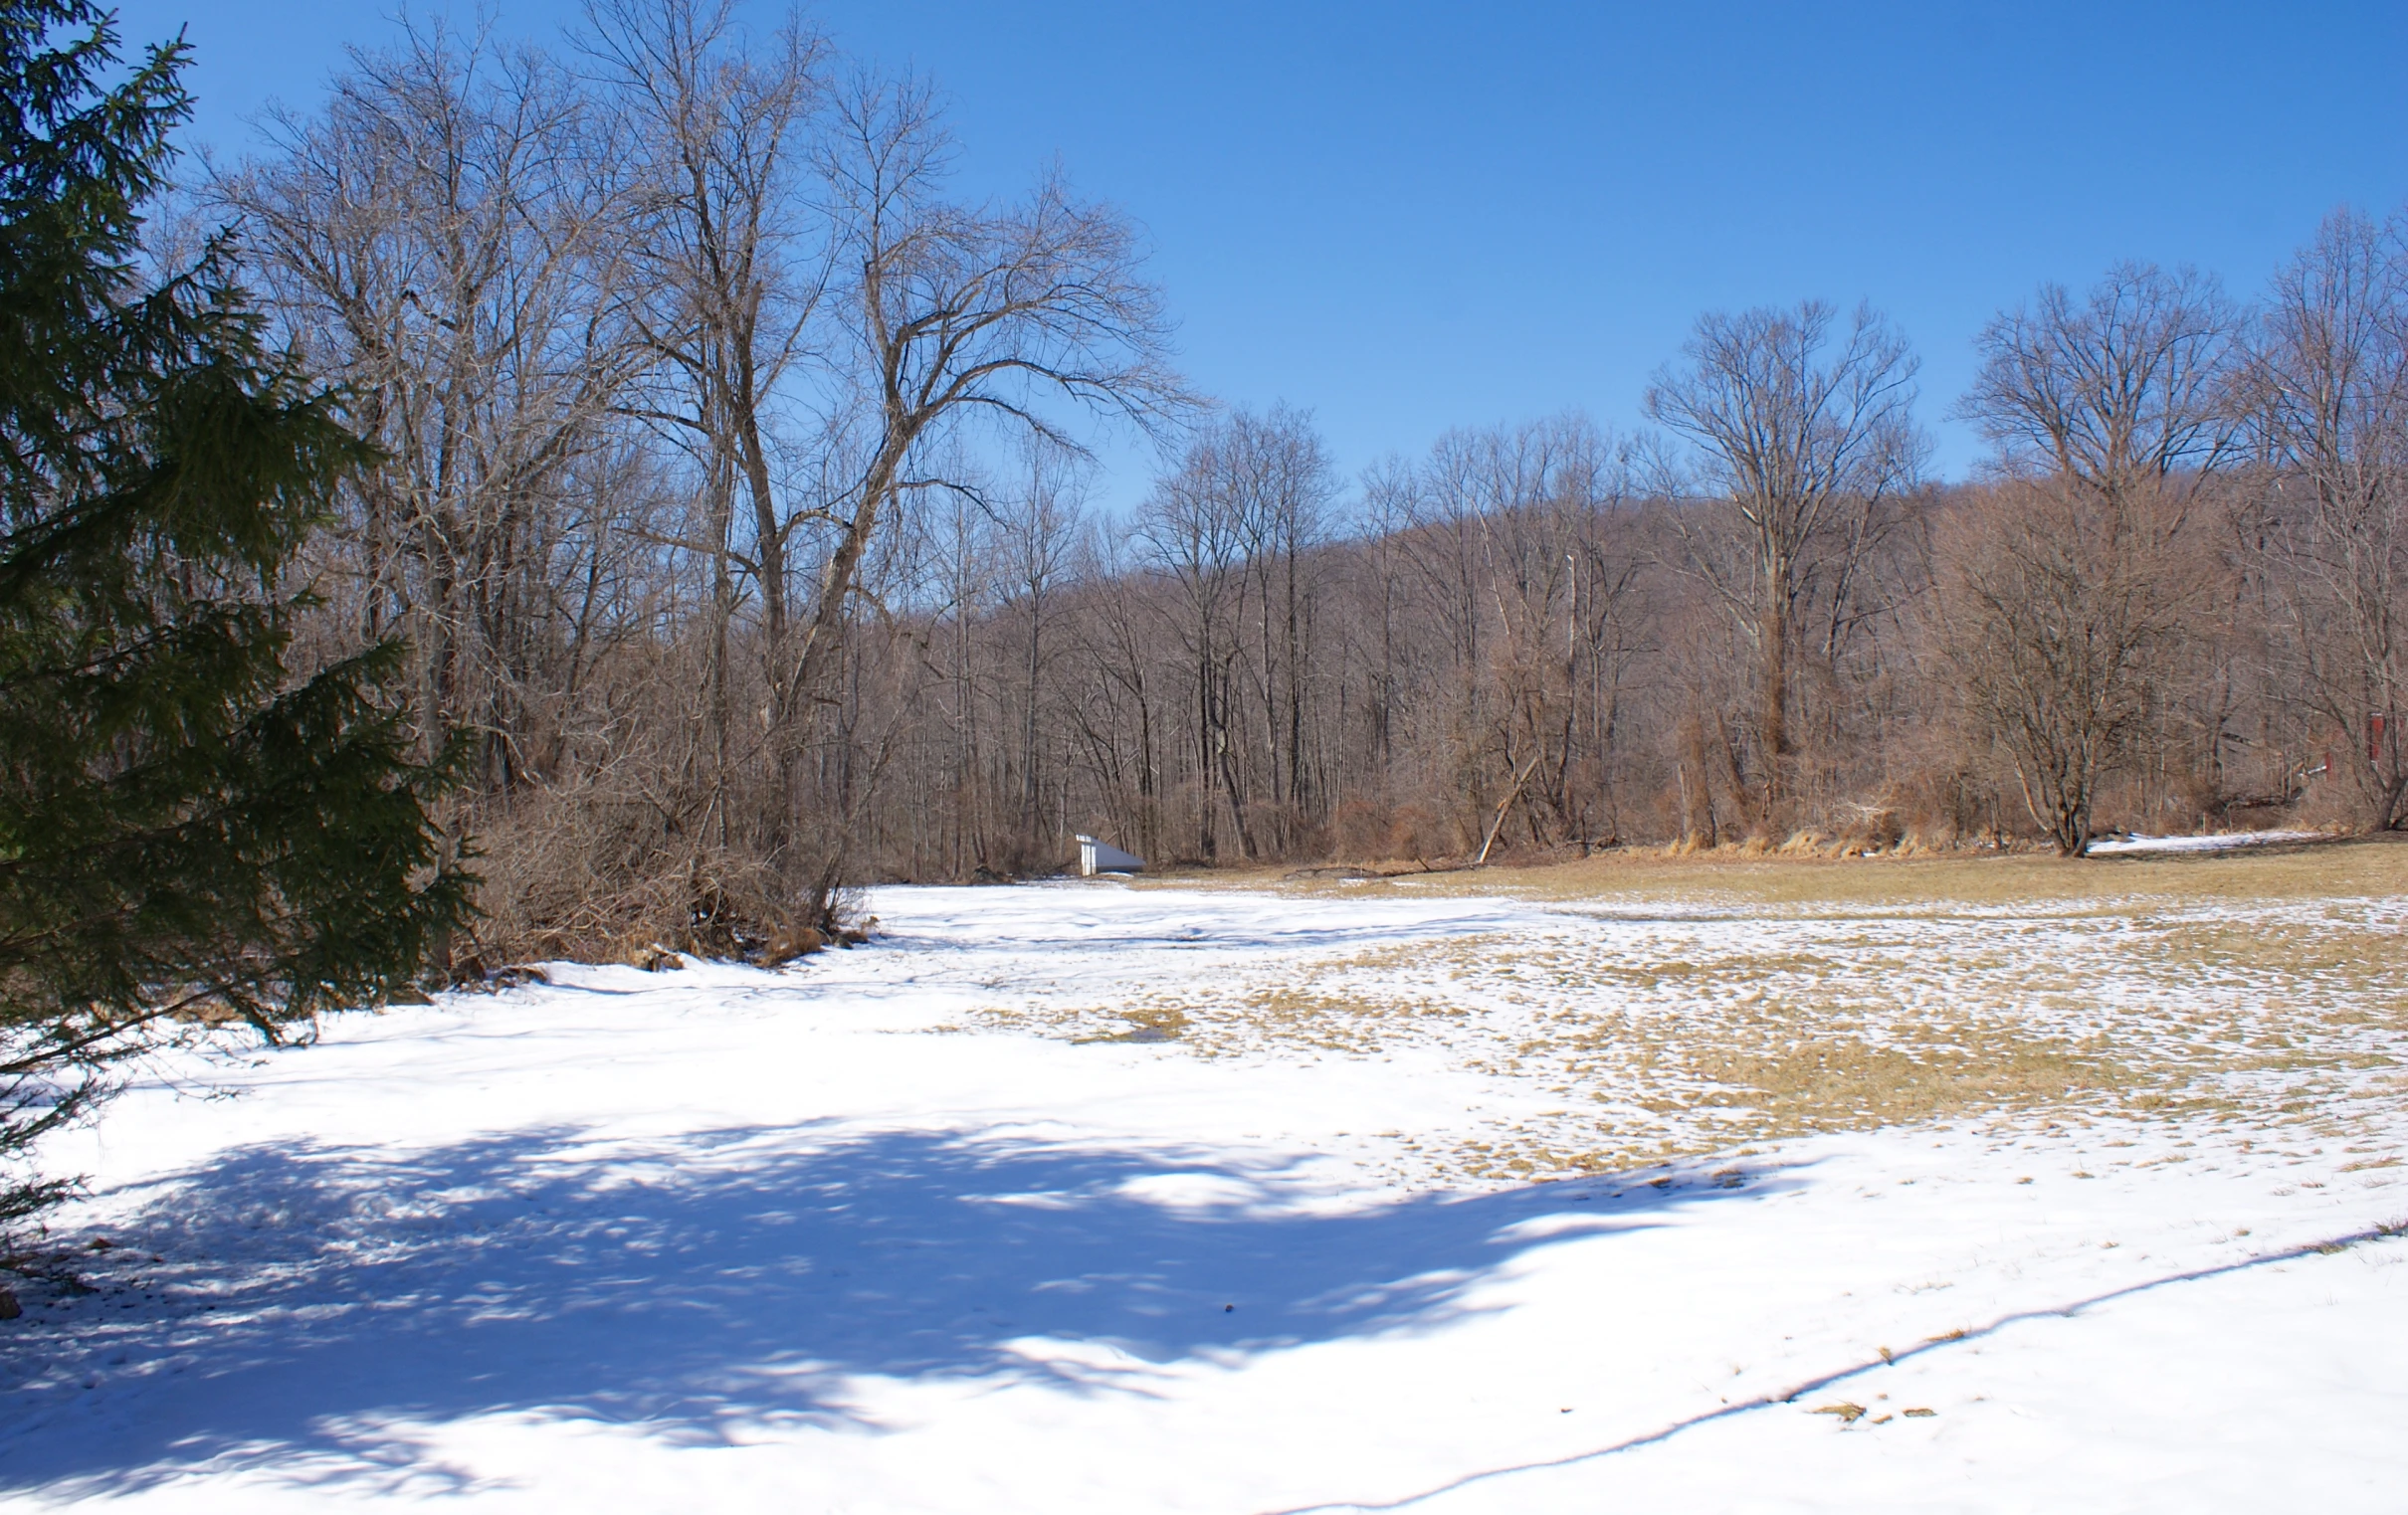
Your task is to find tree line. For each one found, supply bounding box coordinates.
[200,2,1186,959]
[884,243,2398,886]
[190,6,2405,965]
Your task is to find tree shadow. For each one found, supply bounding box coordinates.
[0,1124,1786,1497]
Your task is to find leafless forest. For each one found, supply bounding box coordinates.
[201,4,2408,963]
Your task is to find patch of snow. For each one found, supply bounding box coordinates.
[2087,829,2321,854]
[0,883,2399,1512]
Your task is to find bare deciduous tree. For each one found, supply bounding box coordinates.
[998,455,1089,844]
[1644,301,1923,821]
[2244,210,2408,827]
[1962,264,2241,497]
[777,76,1187,909]
[1937,479,2203,853]
[577,0,832,872]
[1140,418,1255,859]
[1947,264,2242,853]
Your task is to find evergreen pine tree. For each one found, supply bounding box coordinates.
[0,0,469,1225]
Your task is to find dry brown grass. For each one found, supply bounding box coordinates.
[1226,836,2350,910]
[1058,835,2408,1184]
[1380,833,2406,910]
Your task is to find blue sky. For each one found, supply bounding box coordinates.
[113,1,2408,502]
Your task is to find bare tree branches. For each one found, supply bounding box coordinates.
[202,6,2408,959]
[771,74,1189,901]
[1944,266,2245,853]
[1645,300,1924,810]
[1938,479,2200,853]
[576,0,830,874]
[1960,263,2242,499]
[215,18,644,805]
[2242,210,2408,826]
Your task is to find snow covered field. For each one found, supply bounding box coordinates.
[3,867,2405,1512]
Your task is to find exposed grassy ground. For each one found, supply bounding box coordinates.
[1165,831,2405,909]
[1011,837,2408,1185]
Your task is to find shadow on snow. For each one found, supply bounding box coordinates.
[0,1124,1783,1496]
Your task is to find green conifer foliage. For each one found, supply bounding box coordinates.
[0,0,470,1224]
